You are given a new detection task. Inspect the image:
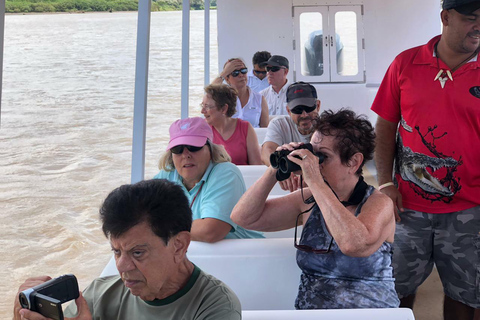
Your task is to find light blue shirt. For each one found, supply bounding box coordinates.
[154,162,264,239]
[247,69,270,93]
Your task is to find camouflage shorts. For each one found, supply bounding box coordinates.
[392,206,480,308]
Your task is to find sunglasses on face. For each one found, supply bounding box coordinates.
[230,68,248,77]
[254,69,267,75]
[290,105,316,114]
[170,144,204,154]
[266,66,285,73]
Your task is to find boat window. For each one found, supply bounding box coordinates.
[299,12,324,76]
[335,11,357,76]
[293,6,364,83]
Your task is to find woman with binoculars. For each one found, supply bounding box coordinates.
[232,108,399,309]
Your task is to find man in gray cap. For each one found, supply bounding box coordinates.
[261,81,320,192]
[260,55,291,116]
[371,0,480,318]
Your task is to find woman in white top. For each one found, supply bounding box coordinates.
[213,58,269,128]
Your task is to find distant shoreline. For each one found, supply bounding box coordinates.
[5,9,217,16]
[5,0,216,14]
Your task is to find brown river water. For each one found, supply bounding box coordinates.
[0,10,217,317]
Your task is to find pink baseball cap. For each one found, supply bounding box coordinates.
[167,117,213,150]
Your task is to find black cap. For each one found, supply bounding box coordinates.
[443,0,480,14]
[286,82,317,109]
[259,55,289,69]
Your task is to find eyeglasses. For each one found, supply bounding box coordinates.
[200,102,217,110]
[266,66,286,73]
[253,69,267,75]
[294,212,333,254]
[170,144,204,154]
[230,68,248,77]
[290,105,316,114]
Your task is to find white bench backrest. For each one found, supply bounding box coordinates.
[237,165,289,196]
[188,238,300,310]
[100,239,301,310]
[254,127,267,145]
[242,308,415,320]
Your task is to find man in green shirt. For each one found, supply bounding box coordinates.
[14,179,241,320]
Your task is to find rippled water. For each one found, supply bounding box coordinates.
[0,11,217,317]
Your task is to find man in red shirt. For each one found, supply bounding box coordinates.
[371,0,480,319]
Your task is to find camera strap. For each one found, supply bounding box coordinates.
[303,176,368,207]
[340,176,368,207]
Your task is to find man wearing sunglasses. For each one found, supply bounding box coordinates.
[259,55,291,116]
[247,51,271,93]
[261,82,320,192]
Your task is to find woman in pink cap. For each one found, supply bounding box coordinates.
[154,117,263,243]
[202,84,262,165]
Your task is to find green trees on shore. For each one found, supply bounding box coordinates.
[5,0,217,13]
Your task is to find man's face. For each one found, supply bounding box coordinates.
[253,64,267,80]
[443,8,480,54]
[266,65,288,87]
[111,221,181,301]
[288,100,320,135]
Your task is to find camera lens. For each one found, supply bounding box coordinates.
[19,293,30,309]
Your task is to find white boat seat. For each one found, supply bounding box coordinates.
[100,238,301,310]
[254,127,267,145]
[237,165,289,196]
[242,308,415,320]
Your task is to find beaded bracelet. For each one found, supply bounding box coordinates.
[378,182,395,190]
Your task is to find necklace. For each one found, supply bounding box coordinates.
[434,42,479,89]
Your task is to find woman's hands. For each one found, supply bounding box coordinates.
[287,146,323,188]
[274,142,324,192]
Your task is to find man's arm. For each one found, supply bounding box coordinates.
[259,96,269,128]
[261,141,278,166]
[375,116,403,220]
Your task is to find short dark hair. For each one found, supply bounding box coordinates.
[252,51,271,66]
[100,179,192,244]
[204,84,238,117]
[314,109,375,175]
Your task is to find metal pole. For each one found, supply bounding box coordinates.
[204,0,210,87]
[0,1,5,126]
[131,0,152,184]
[181,0,190,119]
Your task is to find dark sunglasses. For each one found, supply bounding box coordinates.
[290,105,316,114]
[266,66,285,73]
[170,144,204,154]
[294,212,333,254]
[253,69,267,75]
[231,68,248,77]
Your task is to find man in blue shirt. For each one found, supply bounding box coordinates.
[247,51,271,93]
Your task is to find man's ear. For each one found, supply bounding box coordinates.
[172,231,191,263]
[441,9,449,26]
[286,105,291,115]
[316,100,321,112]
[348,152,364,174]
